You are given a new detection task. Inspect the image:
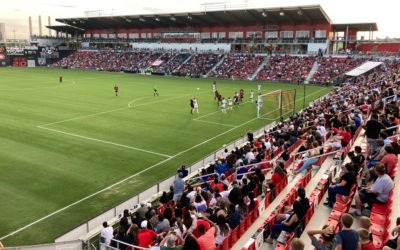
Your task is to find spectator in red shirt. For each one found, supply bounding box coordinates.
[192,219,210,238]
[380,144,398,177]
[264,165,286,191]
[137,220,158,248]
[359,229,374,250]
[195,216,216,250]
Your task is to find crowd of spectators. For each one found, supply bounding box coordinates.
[310,56,367,84]
[52,48,396,86]
[255,55,315,83]
[208,54,265,80]
[95,55,399,249]
[152,53,191,75]
[53,49,164,73]
[172,53,222,77]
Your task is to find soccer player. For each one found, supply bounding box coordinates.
[114,84,118,96]
[234,92,239,105]
[258,84,261,94]
[250,90,254,103]
[59,76,62,83]
[153,85,159,96]
[212,80,217,92]
[193,98,199,113]
[216,91,222,107]
[227,97,233,110]
[190,98,194,114]
[221,97,227,113]
[239,88,244,102]
[214,90,220,101]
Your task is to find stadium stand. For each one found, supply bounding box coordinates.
[87,57,399,250]
[5,4,400,249]
[255,55,315,83]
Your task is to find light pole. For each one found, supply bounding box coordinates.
[12,29,16,46]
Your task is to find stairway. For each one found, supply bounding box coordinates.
[250,56,270,80]
[304,60,319,84]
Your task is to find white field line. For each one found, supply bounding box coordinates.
[0,87,329,240]
[38,107,128,127]
[192,119,236,127]
[37,125,172,158]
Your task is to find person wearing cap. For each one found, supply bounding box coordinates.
[137,201,148,219]
[193,216,217,250]
[137,220,158,248]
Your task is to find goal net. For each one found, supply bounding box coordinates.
[257,89,296,119]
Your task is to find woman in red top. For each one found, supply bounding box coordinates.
[265,165,286,191]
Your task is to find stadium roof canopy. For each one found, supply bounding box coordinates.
[332,23,378,32]
[345,61,383,77]
[51,5,332,34]
[46,25,85,35]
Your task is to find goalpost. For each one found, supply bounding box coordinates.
[257,89,296,119]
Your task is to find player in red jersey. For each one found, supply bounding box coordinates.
[239,88,244,102]
[114,84,119,96]
[59,76,62,83]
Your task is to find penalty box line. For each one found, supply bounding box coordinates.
[37,125,173,158]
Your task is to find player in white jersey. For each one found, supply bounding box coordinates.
[258,84,261,94]
[250,90,254,103]
[193,98,199,113]
[212,80,217,92]
[227,97,233,110]
[221,98,227,113]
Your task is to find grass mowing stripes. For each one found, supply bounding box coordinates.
[0,67,332,246]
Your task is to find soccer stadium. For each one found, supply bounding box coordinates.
[0,2,400,250]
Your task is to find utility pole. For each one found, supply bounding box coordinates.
[12,29,16,46]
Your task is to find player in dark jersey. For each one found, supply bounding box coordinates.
[114,84,119,96]
[239,88,244,102]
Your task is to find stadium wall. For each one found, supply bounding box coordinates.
[2,240,82,250]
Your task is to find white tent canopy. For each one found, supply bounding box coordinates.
[345,61,383,77]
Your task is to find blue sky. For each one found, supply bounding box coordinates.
[1,0,398,40]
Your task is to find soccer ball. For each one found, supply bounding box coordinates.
[197,88,200,90]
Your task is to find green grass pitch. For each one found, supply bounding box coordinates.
[0,67,332,246]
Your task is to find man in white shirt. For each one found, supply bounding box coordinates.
[316,123,327,138]
[100,222,114,244]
